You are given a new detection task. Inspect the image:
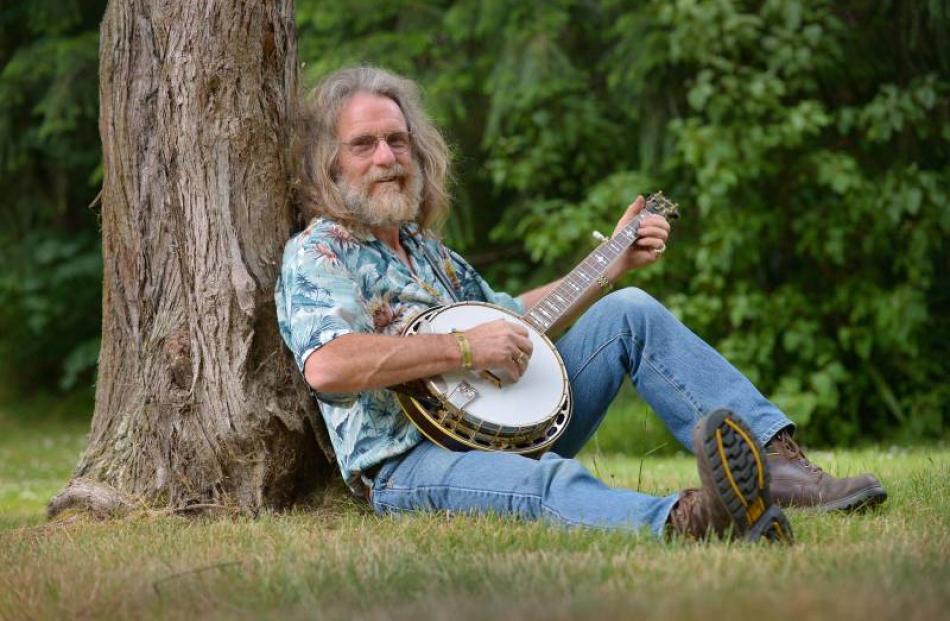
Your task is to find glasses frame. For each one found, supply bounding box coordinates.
[339,130,413,159]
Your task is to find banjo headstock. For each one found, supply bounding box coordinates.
[644,191,680,220]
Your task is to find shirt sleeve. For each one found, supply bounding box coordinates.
[442,246,525,314]
[276,238,372,405]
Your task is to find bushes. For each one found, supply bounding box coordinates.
[2,0,946,443]
[298,0,948,444]
[0,1,103,397]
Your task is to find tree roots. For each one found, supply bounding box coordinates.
[46,478,136,520]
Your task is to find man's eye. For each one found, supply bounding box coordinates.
[387,134,409,150]
[351,137,376,152]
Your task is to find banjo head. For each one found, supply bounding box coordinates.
[407,302,571,432]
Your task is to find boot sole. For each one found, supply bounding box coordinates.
[695,409,794,544]
[817,484,887,513]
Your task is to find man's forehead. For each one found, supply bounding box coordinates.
[337,92,407,137]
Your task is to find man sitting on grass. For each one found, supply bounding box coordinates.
[275,65,886,542]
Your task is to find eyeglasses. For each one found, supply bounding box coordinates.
[339,131,412,158]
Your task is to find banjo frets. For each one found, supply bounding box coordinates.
[395,192,678,457]
[523,192,678,335]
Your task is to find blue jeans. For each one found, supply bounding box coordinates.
[369,288,793,537]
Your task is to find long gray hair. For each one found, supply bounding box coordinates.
[293,65,452,233]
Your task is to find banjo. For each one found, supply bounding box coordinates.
[395,192,679,457]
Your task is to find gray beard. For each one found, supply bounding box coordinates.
[338,164,424,229]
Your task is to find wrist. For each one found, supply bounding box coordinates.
[595,274,613,294]
[450,331,473,370]
[605,265,623,284]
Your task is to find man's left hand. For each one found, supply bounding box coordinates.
[606,195,671,279]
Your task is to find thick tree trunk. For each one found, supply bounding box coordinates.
[48,0,333,518]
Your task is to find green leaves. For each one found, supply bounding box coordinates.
[293,0,948,443]
[654,0,948,443]
[3,0,945,440]
[0,1,104,396]
[853,75,945,144]
[0,232,102,395]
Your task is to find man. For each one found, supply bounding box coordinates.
[276,65,885,542]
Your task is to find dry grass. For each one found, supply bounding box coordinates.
[0,411,947,621]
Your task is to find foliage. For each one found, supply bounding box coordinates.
[0,0,105,395]
[297,0,949,444]
[1,1,946,444]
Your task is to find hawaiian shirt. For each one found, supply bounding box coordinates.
[275,217,524,494]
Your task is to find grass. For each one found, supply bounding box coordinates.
[1,396,948,621]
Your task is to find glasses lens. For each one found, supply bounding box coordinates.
[386,132,410,153]
[349,136,377,157]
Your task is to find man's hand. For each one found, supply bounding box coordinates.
[516,193,672,338]
[607,194,671,280]
[463,319,533,381]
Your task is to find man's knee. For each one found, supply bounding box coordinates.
[535,454,603,498]
[598,287,664,321]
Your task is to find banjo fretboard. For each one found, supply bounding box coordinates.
[521,192,679,334]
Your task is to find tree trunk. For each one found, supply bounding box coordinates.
[48,0,333,519]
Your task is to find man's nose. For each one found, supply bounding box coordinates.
[372,139,397,166]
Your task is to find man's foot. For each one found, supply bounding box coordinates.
[766,428,887,512]
[668,409,793,543]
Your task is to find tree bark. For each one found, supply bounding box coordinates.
[48,0,333,518]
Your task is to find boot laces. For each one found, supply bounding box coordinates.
[772,430,823,474]
[669,489,708,538]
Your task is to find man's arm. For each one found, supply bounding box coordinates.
[305,319,534,394]
[304,332,459,393]
[304,195,669,394]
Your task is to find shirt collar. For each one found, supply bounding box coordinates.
[308,217,426,248]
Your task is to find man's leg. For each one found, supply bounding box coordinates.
[551,287,885,512]
[371,440,678,537]
[552,287,792,458]
[370,425,791,543]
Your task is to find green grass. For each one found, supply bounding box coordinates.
[1,399,948,621]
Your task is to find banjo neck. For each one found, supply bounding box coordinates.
[521,192,679,335]
[395,192,676,456]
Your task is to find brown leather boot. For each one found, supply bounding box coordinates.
[766,428,887,512]
[667,409,793,543]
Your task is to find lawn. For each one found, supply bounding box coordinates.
[1,398,947,621]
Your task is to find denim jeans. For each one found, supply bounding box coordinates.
[369,287,793,537]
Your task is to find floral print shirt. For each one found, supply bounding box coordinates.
[275,217,524,495]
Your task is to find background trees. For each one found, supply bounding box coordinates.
[0,1,103,393]
[2,0,946,445]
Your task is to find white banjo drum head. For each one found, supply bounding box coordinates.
[417,303,569,431]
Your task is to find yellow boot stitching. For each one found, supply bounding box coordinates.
[724,418,765,491]
[715,428,749,510]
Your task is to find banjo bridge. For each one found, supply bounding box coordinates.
[445,380,479,410]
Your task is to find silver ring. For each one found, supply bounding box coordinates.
[514,352,528,367]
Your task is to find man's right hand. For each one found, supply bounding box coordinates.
[463,319,534,381]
